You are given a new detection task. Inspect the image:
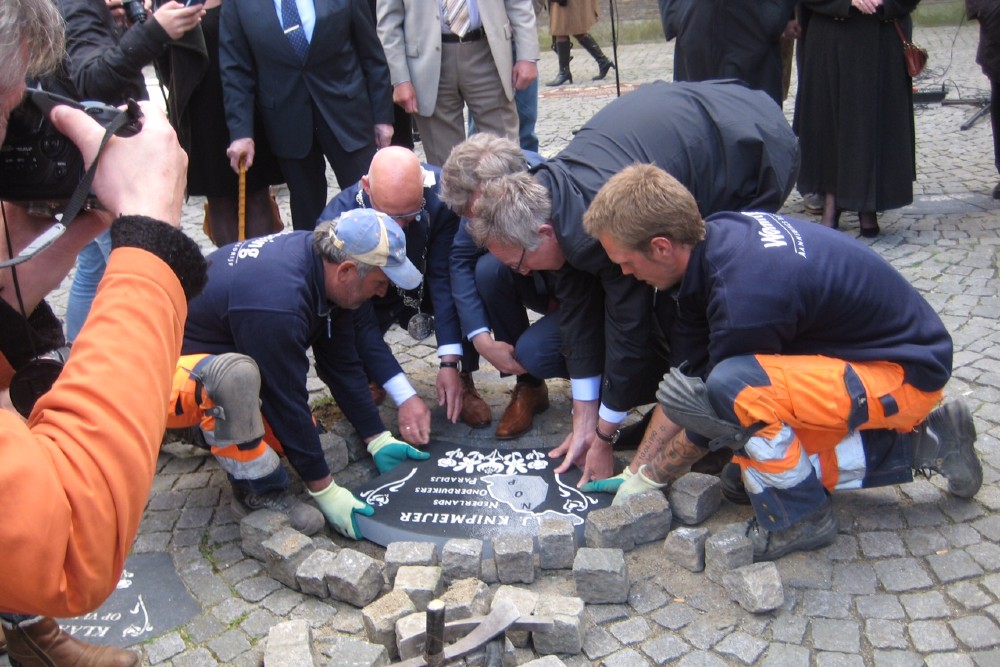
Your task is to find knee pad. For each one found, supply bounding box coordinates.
[198,353,265,447]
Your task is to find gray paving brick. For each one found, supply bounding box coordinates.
[865,619,909,650]
[908,620,958,652]
[901,591,952,619]
[810,619,860,654]
[949,615,1000,650]
[712,631,767,666]
[927,549,985,583]
[639,632,690,664]
[608,617,652,645]
[873,557,934,592]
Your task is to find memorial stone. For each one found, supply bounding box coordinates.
[353,441,612,556]
[57,553,200,648]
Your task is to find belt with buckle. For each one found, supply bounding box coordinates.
[441,27,485,43]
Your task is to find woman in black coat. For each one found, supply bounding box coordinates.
[795,0,921,237]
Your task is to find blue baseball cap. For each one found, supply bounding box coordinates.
[328,208,422,290]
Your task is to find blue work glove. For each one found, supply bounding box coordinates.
[580,467,634,494]
[308,482,374,540]
[367,430,431,474]
[612,464,669,506]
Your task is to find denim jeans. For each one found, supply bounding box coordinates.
[65,229,112,343]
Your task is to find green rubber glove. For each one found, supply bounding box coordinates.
[308,482,374,540]
[367,430,431,474]
[612,464,669,506]
[580,467,634,494]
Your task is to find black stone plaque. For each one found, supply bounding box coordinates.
[352,441,613,555]
[55,553,201,648]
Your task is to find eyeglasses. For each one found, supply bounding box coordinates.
[512,247,527,273]
[386,198,426,224]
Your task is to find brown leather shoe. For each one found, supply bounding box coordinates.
[496,381,549,439]
[459,372,492,428]
[369,381,387,406]
[3,616,139,667]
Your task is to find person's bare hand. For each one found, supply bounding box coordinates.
[393,82,419,114]
[226,138,255,173]
[851,0,882,14]
[397,395,431,444]
[472,334,527,376]
[436,366,463,423]
[374,123,394,149]
[49,101,186,226]
[151,1,205,39]
[512,60,538,91]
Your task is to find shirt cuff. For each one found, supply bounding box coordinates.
[384,373,418,406]
[599,405,628,424]
[437,343,464,358]
[570,376,601,402]
[467,327,490,340]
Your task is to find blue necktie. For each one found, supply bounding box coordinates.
[281,0,309,61]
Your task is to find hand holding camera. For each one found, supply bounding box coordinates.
[49,98,188,226]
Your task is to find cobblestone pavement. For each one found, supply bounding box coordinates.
[18,24,1000,667]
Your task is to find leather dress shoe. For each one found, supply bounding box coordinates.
[496,381,549,439]
[369,381,386,406]
[459,373,492,428]
[3,616,139,667]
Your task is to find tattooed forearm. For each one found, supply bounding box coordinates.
[646,429,707,485]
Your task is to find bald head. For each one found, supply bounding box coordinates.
[363,147,424,224]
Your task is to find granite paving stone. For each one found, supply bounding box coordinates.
[908,620,958,652]
[639,632,690,665]
[865,618,910,650]
[949,614,1000,650]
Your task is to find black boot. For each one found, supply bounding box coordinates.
[546,40,573,87]
[577,33,614,80]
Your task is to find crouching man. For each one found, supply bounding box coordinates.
[583,164,982,561]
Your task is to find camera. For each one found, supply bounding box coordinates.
[0,89,142,216]
[121,0,147,24]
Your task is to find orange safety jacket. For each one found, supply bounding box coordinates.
[0,248,187,616]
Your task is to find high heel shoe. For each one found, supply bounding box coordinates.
[859,212,880,238]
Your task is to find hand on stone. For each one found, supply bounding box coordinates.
[308,482,374,540]
[397,395,431,444]
[367,431,430,474]
[580,467,633,494]
[611,465,668,506]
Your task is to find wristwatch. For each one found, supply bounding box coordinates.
[595,425,621,445]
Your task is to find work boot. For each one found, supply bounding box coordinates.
[231,488,326,535]
[459,372,492,428]
[743,500,838,562]
[911,400,982,498]
[719,462,751,505]
[496,381,549,439]
[546,40,573,87]
[576,33,615,80]
[369,381,387,406]
[3,616,139,667]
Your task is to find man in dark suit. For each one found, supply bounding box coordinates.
[220,0,393,230]
[318,147,493,433]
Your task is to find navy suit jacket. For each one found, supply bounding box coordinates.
[220,0,392,159]
[318,165,462,384]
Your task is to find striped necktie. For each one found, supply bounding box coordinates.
[443,0,470,38]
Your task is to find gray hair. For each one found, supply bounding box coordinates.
[466,172,551,250]
[0,0,65,93]
[312,219,376,279]
[439,133,528,214]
